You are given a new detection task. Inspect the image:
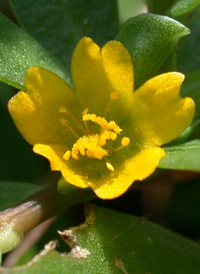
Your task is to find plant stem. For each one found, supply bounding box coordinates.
[0,183,94,234]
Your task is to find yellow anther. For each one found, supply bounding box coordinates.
[63,151,71,160]
[108,121,122,134]
[121,137,130,147]
[106,162,115,171]
[83,113,108,129]
[110,132,117,141]
[58,107,87,135]
[62,111,129,167]
[110,92,118,101]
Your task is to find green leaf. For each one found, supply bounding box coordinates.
[170,0,200,17]
[0,12,69,90]
[0,182,42,211]
[159,139,200,171]
[178,14,200,73]
[10,0,119,72]
[156,48,177,75]
[116,13,190,89]
[2,204,200,273]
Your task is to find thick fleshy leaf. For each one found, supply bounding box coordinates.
[0,12,69,90]
[2,204,200,273]
[159,139,200,171]
[116,13,190,89]
[0,182,42,211]
[71,37,133,119]
[170,0,200,16]
[156,48,177,75]
[178,14,200,73]
[130,72,195,147]
[10,0,119,71]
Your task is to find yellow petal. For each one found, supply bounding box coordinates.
[130,72,195,147]
[8,67,80,146]
[8,91,53,145]
[71,37,133,120]
[33,144,88,188]
[91,147,165,199]
[101,41,134,119]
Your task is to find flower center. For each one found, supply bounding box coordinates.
[60,108,130,172]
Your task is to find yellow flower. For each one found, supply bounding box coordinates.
[8,37,195,199]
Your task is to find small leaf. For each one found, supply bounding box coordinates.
[156,48,177,75]
[170,0,200,17]
[116,13,190,89]
[0,182,42,211]
[159,139,200,171]
[2,204,200,273]
[0,12,69,90]
[10,0,119,71]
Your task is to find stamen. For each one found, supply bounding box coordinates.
[110,132,117,141]
[104,92,118,117]
[112,137,131,152]
[82,108,90,133]
[59,118,79,139]
[106,162,115,171]
[63,151,71,160]
[121,137,130,147]
[59,107,86,134]
[70,134,108,160]
[62,111,130,173]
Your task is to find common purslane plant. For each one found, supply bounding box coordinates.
[8,37,195,199]
[0,0,200,273]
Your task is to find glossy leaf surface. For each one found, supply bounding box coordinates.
[0,12,69,90]
[116,13,190,89]
[2,204,200,273]
[160,140,200,171]
[170,0,200,16]
[10,0,119,71]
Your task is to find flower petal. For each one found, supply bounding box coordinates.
[130,72,195,147]
[90,147,165,199]
[8,67,81,146]
[33,144,88,188]
[71,37,133,121]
